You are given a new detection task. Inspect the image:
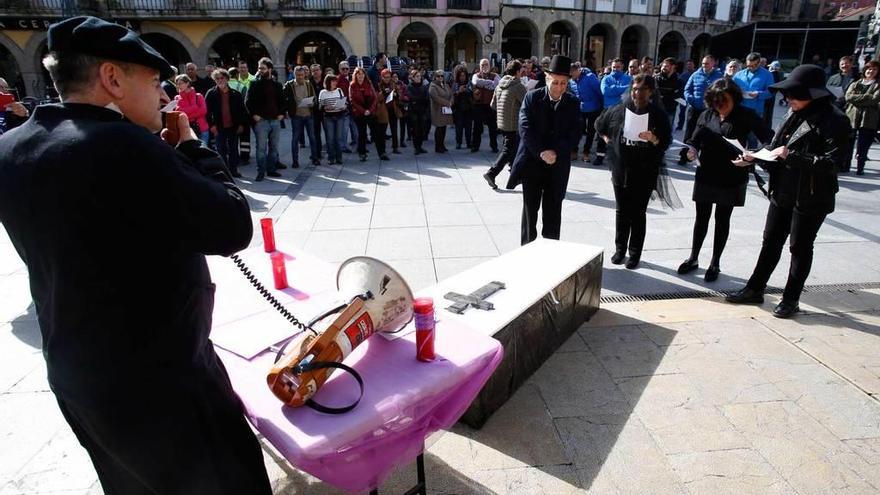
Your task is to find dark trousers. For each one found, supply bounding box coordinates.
[581,110,602,155]
[387,111,399,151]
[676,103,687,130]
[454,109,473,147]
[355,115,384,156]
[399,111,408,144]
[238,122,251,160]
[521,171,567,245]
[679,107,705,160]
[855,128,874,172]
[746,202,827,302]
[56,367,271,495]
[313,110,324,157]
[409,111,428,151]
[690,202,735,266]
[215,127,240,174]
[488,131,519,178]
[841,129,856,172]
[471,104,498,151]
[434,125,447,152]
[613,181,655,257]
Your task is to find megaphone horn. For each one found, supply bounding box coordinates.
[267,257,414,408]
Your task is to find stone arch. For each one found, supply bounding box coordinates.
[285,31,348,70]
[585,23,617,72]
[198,24,277,69]
[501,17,539,60]
[620,24,650,63]
[395,22,438,69]
[658,30,687,61]
[0,33,28,97]
[444,22,484,68]
[280,28,354,69]
[30,37,55,98]
[690,33,712,63]
[140,24,197,71]
[544,20,579,58]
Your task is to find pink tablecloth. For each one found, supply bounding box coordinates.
[211,246,503,494]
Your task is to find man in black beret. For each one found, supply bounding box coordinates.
[507,55,582,244]
[0,16,271,493]
[726,64,852,318]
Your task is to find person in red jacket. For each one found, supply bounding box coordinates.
[174,74,209,143]
[349,67,388,161]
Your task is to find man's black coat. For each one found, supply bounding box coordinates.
[507,87,582,190]
[205,86,250,130]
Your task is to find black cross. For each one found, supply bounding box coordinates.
[444,281,506,314]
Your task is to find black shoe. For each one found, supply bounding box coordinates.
[677,258,699,274]
[594,157,604,166]
[610,250,625,265]
[857,169,865,176]
[312,159,320,166]
[267,171,282,178]
[491,148,499,153]
[483,172,498,190]
[276,163,288,170]
[292,163,300,169]
[392,149,401,154]
[470,148,479,153]
[773,300,800,319]
[380,154,390,161]
[456,144,462,149]
[231,171,243,178]
[704,265,720,282]
[725,287,764,304]
[400,142,407,148]
[625,256,640,270]
[359,154,367,162]
[416,148,427,155]
[255,171,265,182]
[675,126,684,131]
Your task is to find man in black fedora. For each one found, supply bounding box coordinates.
[726,64,851,318]
[507,55,582,245]
[0,16,271,493]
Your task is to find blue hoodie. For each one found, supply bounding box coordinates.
[574,68,603,113]
[601,71,632,108]
[732,66,775,117]
[684,67,723,111]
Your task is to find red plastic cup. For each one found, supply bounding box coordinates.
[260,218,276,253]
[414,297,435,362]
[270,252,288,290]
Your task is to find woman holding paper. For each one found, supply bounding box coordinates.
[844,60,880,175]
[596,73,672,270]
[318,74,347,165]
[429,69,453,153]
[379,69,402,154]
[680,78,773,281]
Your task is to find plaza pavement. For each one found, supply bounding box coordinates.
[2,117,880,494]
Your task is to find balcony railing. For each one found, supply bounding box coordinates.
[401,0,436,7]
[668,0,686,16]
[448,0,480,9]
[106,0,265,14]
[278,0,343,14]
[729,1,744,21]
[3,0,100,15]
[700,0,717,18]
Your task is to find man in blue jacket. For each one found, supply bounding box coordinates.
[732,52,774,118]
[679,55,722,164]
[573,63,603,163]
[598,58,631,165]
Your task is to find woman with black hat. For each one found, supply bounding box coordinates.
[679,78,774,281]
[726,64,852,318]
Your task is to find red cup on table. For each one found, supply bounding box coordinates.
[414,297,435,362]
[270,252,288,290]
[260,218,276,253]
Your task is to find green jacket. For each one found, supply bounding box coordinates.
[229,73,256,98]
[845,79,880,130]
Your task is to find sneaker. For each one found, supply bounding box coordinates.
[380,154,390,161]
[483,172,498,190]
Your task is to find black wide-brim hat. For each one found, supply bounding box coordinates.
[48,16,174,80]
[769,64,830,99]
[544,55,572,76]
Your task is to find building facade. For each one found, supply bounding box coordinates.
[1,0,750,98]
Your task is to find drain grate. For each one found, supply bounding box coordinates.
[600,281,880,304]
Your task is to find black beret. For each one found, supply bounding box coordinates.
[48,16,174,80]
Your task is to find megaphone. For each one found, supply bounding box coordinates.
[267,256,414,410]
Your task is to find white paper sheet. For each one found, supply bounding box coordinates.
[750,148,779,161]
[725,137,746,153]
[623,108,649,142]
[826,85,844,98]
[441,106,453,115]
[743,92,756,99]
[160,100,178,112]
[298,96,314,108]
[675,98,687,107]
[385,91,395,104]
[333,98,347,111]
[525,79,539,91]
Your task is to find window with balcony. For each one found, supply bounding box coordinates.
[700,0,717,18]
[448,0,481,8]
[729,0,744,21]
[106,0,266,12]
[668,0,687,15]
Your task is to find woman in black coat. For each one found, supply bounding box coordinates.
[679,78,774,281]
[407,69,430,154]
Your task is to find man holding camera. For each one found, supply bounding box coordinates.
[0,17,270,493]
[726,65,851,318]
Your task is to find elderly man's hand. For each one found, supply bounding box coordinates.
[160,111,197,145]
[540,150,557,165]
[7,102,28,118]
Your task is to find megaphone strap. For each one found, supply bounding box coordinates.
[304,361,364,414]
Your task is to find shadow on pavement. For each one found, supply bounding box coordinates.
[11,303,41,349]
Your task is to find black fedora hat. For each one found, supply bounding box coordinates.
[769,64,830,99]
[544,55,572,76]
